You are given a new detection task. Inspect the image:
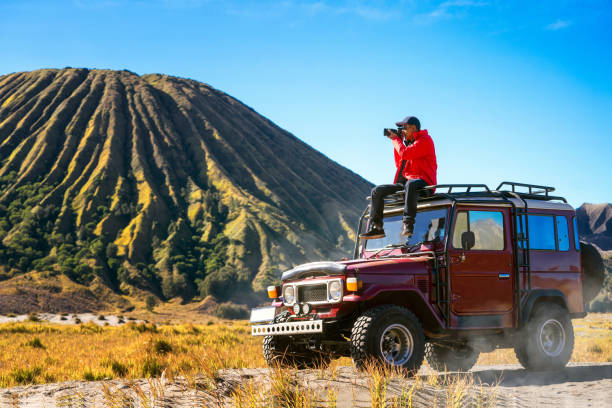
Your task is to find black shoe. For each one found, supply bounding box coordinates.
[401,222,414,237]
[360,228,386,240]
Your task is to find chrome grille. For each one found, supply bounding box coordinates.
[298,284,327,303]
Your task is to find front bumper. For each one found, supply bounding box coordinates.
[251,319,324,336]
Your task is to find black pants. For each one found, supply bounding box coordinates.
[369,179,427,226]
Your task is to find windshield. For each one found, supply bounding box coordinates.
[363,208,448,252]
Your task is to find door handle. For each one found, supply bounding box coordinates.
[498,273,510,279]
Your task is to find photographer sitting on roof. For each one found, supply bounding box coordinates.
[360,116,438,239]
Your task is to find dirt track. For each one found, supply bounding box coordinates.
[1,363,611,407]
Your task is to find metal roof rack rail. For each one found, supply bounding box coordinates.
[496,181,555,196]
[423,184,491,194]
[495,181,567,203]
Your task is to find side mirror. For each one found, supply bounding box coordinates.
[461,231,475,250]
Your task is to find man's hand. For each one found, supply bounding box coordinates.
[383,128,399,139]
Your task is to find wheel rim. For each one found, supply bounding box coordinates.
[379,323,414,366]
[539,319,565,357]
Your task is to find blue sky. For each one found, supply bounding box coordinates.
[1,0,611,207]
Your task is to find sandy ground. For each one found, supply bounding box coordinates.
[0,313,144,326]
[1,362,610,407]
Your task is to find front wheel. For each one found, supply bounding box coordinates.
[514,303,574,371]
[350,305,425,372]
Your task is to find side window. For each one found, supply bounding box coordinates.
[556,216,569,251]
[527,215,556,250]
[573,216,580,251]
[452,210,504,250]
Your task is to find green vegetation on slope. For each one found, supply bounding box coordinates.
[0,68,372,306]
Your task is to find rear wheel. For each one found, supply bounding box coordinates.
[350,305,425,373]
[425,343,480,372]
[263,311,331,369]
[514,303,574,371]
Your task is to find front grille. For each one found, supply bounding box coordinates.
[298,284,328,303]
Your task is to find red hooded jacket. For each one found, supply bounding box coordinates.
[391,129,437,186]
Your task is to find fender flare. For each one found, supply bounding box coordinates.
[521,289,569,324]
[351,288,445,332]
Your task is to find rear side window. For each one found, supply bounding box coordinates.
[556,216,569,251]
[527,215,556,250]
[452,210,504,250]
[573,216,580,251]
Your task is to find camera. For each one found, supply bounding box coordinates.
[384,128,399,137]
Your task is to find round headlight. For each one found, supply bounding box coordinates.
[329,281,342,301]
[283,285,295,304]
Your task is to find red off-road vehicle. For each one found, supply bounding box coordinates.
[250,182,605,372]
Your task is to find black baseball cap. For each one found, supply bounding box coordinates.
[396,116,421,130]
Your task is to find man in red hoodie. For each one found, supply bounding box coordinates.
[360,116,437,239]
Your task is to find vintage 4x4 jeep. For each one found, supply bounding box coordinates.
[250,182,605,372]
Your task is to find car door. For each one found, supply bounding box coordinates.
[449,208,514,317]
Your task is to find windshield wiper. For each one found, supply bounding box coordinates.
[371,244,406,258]
[406,241,424,253]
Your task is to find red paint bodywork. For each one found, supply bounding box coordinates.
[280,203,584,334]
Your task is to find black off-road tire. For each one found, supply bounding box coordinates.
[350,305,425,372]
[580,242,605,304]
[425,343,480,372]
[514,303,574,371]
[262,311,331,369]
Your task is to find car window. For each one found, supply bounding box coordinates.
[573,216,580,251]
[452,210,504,250]
[556,216,569,251]
[364,208,447,251]
[526,215,556,250]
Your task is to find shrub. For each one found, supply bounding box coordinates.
[153,339,173,355]
[145,295,156,312]
[82,370,105,381]
[588,344,603,354]
[141,356,164,377]
[27,313,40,322]
[214,302,249,320]
[98,314,106,321]
[25,337,45,349]
[109,361,128,377]
[127,322,157,333]
[11,367,42,384]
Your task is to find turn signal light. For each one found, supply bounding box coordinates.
[346,277,362,292]
[267,285,280,299]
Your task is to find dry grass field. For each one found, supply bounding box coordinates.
[0,313,611,407]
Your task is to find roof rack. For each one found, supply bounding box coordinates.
[366,181,567,207]
[495,181,566,203]
[496,181,555,196]
[422,184,491,194]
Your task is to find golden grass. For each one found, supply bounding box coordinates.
[0,320,265,388]
[0,312,610,407]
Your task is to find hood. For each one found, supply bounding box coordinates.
[342,255,431,272]
[281,256,431,281]
[281,261,347,281]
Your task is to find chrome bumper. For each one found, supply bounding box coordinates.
[251,319,323,336]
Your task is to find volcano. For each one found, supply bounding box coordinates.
[0,68,372,301]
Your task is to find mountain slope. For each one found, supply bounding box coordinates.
[0,68,372,302]
[577,203,612,251]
